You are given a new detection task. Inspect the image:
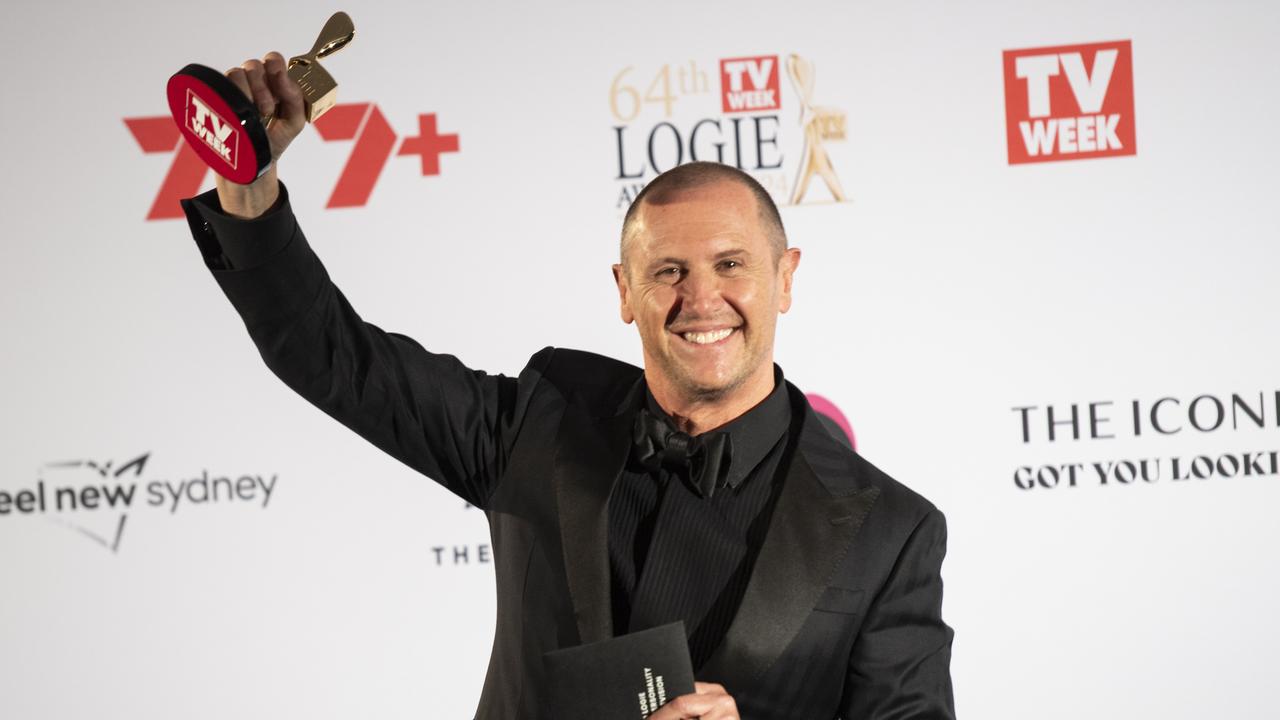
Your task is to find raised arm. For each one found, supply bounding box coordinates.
[181,53,547,509]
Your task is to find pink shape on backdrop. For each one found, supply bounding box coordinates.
[806,393,856,450]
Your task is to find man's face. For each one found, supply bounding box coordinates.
[613,181,800,402]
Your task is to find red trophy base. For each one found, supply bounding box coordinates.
[166,64,272,185]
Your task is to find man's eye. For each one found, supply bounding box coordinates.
[656,267,682,280]
[719,260,740,270]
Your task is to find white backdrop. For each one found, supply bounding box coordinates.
[2,1,1278,718]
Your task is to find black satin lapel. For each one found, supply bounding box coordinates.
[552,397,632,645]
[699,453,880,683]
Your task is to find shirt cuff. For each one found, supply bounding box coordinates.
[183,182,297,271]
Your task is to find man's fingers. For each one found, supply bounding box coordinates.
[219,53,305,162]
[648,686,739,720]
[225,67,251,101]
[262,51,287,76]
[240,58,275,118]
[264,52,304,127]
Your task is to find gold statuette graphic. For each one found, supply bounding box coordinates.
[287,11,356,122]
[787,54,848,204]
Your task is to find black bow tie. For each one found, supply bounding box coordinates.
[632,408,734,498]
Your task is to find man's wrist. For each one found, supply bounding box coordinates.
[215,164,280,219]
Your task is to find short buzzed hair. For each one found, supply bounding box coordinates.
[620,161,787,266]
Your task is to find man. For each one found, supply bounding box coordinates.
[181,53,955,719]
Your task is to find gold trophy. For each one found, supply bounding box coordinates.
[285,12,356,122]
[787,54,848,205]
[166,12,356,184]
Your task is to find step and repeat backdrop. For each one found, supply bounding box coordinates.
[1,1,1277,718]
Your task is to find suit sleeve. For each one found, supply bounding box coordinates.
[180,185,549,509]
[840,508,956,719]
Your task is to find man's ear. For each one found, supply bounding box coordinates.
[778,247,801,314]
[612,263,635,324]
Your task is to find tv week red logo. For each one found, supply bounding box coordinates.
[720,56,780,113]
[1002,40,1136,164]
[125,104,459,220]
[185,91,237,167]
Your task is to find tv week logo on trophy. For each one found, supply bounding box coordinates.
[186,92,238,166]
[1002,40,1136,164]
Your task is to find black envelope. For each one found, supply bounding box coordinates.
[542,622,696,719]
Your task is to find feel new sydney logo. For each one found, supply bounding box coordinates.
[0,452,278,553]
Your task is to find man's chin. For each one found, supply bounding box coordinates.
[670,368,746,403]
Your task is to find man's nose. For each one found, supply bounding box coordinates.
[677,268,724,315]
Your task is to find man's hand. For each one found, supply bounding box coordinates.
[215,51,307,219]
[648,682,740,720]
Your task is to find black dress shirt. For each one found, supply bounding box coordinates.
[609,373,792,669]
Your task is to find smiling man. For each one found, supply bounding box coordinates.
[181,53,954,720]
[615,170,796,435]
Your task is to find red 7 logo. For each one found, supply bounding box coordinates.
[124,116,210,221]
[129,105,459,218]
[313,102,397,208]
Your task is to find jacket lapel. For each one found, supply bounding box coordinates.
[699,396,880,683]
[552,389,637,646]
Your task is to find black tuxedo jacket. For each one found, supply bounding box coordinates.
[183,192,955,719]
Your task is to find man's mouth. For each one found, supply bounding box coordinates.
[676,327,737,345]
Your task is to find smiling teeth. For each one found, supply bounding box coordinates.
[682,328,734,344]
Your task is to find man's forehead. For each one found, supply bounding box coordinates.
[630,183,764,254]
[637,179,758,217]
